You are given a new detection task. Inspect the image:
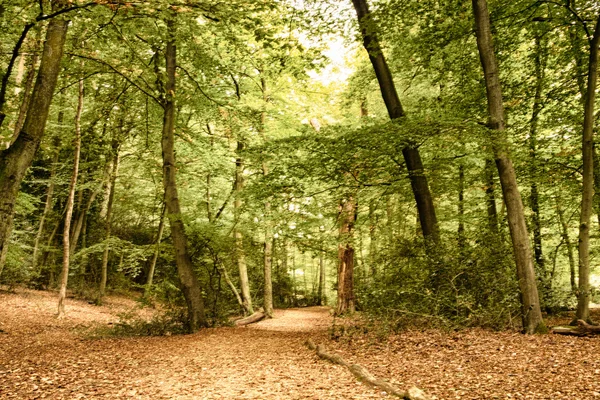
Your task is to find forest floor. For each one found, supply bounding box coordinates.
[0,288,599,400]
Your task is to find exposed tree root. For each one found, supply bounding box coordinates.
[552,319,600,336]
[305,338,431,400]
[234,308,265,326]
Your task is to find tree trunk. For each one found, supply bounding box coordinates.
[336,197,357,315]
[556,198,577,294]
[234,140,253,315]
[32,143,59,270]
[0,18,68,271]
[318,251,326,305]
[529,34,547,286]
[161,16,207,331]
[576,11,600,323]
[471,0,544,333]
[260,77,273,318]
[11,42,40,146]
[350,0,438,242]
[57,78,83,318]
[145,202,166,295]
[484,159,499,234]
[99,143,120,301]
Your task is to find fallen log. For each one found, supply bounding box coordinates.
[234,308,265,326]
[305,338,431,400]
[552,319,600,336]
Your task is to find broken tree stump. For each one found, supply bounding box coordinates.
[234,308,266,326]
[552,319,600,336]
[305,338,431,400]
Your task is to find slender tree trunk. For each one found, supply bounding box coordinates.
[145,202,166,295]
[350,0,439,242]
[160,16,207,331]
[530,33,547,277]
[99,144,120,301]
[318,251,326,305]
[234,140,253,314]
[485,159,499,234]
[11,44,40,146]
[0,18,68,271]
[576,11,600,323]
[556,198,577,295]
[259,77,273,318]
[336,197,357,315]
[472,0,544,333]
[458,163,466,249]
[57,78,84,318]
[32,143,59,270]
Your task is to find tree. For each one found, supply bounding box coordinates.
[0,16,69,275]
[471,0,545,333]
[160,13,207,331]
[350,0,439,242]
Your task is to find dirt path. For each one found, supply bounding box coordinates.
[0,289,385,399]
[3,289,600,399]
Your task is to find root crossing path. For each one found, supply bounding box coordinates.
[0,290,388,399]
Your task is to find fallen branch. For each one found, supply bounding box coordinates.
[305,339,431,400]
[552,319,600,336]
[234,308,265,326]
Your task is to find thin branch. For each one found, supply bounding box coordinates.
[178,65,227,106]
[67,52,161,105]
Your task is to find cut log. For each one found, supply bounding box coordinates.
[305,339,431,400]
[552,319,600,336]
[234,308,265,326]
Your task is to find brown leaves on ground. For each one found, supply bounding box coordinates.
[1,288,599,399]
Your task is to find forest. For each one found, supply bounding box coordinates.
[2,0,600,398]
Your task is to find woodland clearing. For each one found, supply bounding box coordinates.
[1,288,599,400]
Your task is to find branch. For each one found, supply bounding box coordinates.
[67,52,161,105]
[178,65,227,106]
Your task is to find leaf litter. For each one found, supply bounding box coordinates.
[1,288,599,399]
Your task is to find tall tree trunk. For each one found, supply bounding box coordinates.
[145,202,166,295]
[529,33,548,302]
[336,197,357,315]
[57,78,83,317]
[234,140,253,315]
[0,18,68,272]
[99,143,120,301]
[260,77,273,318]
[576,11,600,323]
[471,0,545,333]
[160,15,207,331]
[350,0,439,242]
[32,142,59,270]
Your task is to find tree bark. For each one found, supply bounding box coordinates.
[0,18,68,271]
[336,197,357,315]
[576,11,600,323]
[57,78,83,318]
[350,0,439,242]
[234,140,253,315]
[161,15,207,331]
[472,0,544,333]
